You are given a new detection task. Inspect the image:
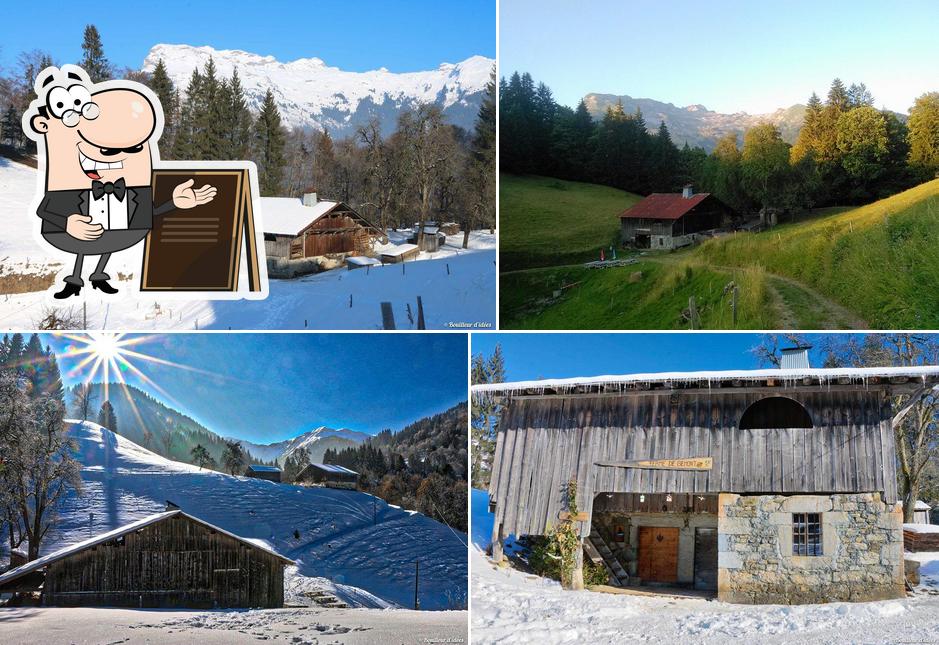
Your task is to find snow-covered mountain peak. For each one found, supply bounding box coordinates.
[141,44,493,136]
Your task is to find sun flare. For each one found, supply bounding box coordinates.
[55,333,225,432]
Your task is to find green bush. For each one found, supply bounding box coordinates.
[584,560,610,586]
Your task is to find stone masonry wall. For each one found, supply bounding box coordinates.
[717,493,905,604]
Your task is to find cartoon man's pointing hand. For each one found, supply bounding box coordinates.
[24,65,217,299]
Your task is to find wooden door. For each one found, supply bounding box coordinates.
[638,527,679,583]
[693,527,718,591]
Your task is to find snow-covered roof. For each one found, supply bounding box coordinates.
[916,500,932,510]
[380,243,419,257]
[473,366,939,396]
[310,464,358,475]
[904,523,939,534]
[248,464,282,473]
[0,509,294,586]
[260,197,340,237]
[346,256,381,266]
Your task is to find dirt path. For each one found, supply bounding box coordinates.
[642,255,869,330]
[504,255,870,329]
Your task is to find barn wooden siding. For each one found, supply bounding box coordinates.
[292,209,379,258]
[489,388,897,539]
[265,234,293,258]
[43,515,286,608]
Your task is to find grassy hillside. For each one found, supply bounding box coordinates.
[501,260,774,329]
[500,174,641,271]
[697,178,939,328]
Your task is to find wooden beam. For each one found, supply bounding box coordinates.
[892,386,935,427]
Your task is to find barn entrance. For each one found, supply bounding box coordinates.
[590,492,718,595]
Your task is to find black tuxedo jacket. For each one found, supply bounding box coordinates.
[36,186,175,234]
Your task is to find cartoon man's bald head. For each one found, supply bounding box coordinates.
[24,65,163,190]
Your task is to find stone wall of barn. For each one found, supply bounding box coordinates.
[717,493,905,604]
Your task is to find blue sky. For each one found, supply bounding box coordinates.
[47,333,468,443]
[500,0,938,114]
[471,333,868,382]
[0,0,494,73]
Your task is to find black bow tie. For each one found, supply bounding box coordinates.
[91,178,127,201]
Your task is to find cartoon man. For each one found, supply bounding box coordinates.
[24,65,217,299]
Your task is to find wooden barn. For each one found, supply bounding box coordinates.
[296,463,359,490]
[245,464,282,482]
[262,192,385,259]
[620,185,733,250]
[475,351,939,604]
[0,509,293,608]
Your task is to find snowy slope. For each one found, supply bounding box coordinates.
[240,426,370,464]
[143,44,493,136]
[0,158,61,279]
[45,421,467,610]
[471,489,939,644]
[0,161,496,329]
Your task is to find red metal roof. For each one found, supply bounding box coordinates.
[620,192,711,220]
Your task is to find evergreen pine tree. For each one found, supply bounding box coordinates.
[219,69,252,159]
[80,25,112,82]
[2,105,22,148]
[97,400,118,433]
[193,58,224,159]
[148,59,178,151]
[173,69,203,159]
[253,88,286,196]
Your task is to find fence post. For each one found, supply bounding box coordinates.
[380,302,396,330]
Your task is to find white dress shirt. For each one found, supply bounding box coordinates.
[88,189,129,230]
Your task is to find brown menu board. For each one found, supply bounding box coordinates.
[141,169,261,292]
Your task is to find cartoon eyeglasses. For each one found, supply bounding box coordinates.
[46,84,100,127]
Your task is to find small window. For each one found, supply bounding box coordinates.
[793,513,822,556]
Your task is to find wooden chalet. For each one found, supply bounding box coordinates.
[245,464,282,483]
[296,463,359,490]
[620,185,733,250]
[475,351,939,604]
[0,510,294,608]
[262,192,385,259]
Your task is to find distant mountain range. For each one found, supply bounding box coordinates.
[583,93,807,151]
[239,427,370,465]
[584,93,909,152]
[67,382,423,468]
[142,44,494,137]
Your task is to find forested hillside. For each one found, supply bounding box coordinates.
[65,382,267,470]
[501,71,939,211]
[323,403,468,532]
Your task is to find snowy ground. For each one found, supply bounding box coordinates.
[30,421,467,611]
[0,606,468,644]
[0,158,496,329]
[470,489,939,644]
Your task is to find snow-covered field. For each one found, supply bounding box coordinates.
[0,606,467,644]
[28,421,467,611]
[470,489,939,644]
[0,158,496,329]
